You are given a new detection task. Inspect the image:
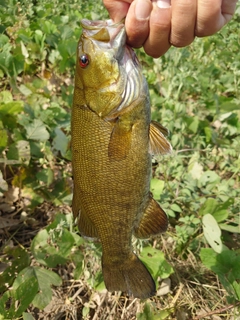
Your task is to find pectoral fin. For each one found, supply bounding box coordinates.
[134,195,168,239]
[149,120,172,155]
[108,119,132,161]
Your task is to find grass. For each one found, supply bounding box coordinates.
[0,0,240,319]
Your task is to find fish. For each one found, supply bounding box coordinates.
[71,19,172,299]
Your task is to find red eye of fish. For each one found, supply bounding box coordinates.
[79,54,89,68]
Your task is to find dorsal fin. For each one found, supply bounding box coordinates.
[149,121,172,155]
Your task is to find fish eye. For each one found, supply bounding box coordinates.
[79,54,89,68]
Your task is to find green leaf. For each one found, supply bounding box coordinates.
[199,198,218,216]
[140,246,173,281]
[17,140,31,164]
[19,84,32,96]
[72,251,84,280]
[219,223,240,234]
[0,126,8,151]
[22,313,35,320]
[232,281,240,301]
[200,248,240,300]
[200,248,217,270]
[170,203,182,213]
[0,101,23,116]
[198,171,220,187]
[150,179,164,199]
[36,168,54,186]
[14,277,39,316]
[212,209,228,223]
[12,266,62,311]
[82,306,90,317]
[137,302,155,320]
[93,271,105,292]
[202,214,223,253]
[199,198,231,222]
[7,140,31,164]
[59,25,73,40]
[32,267,62,309]
[25,119,50,141]
[31,228,75,267]
[34,30,45,46]
[0,90,12,103]
[0,34,9,46]
[52,127,69,157]
[186,116,199,133]
[20,41,29,58]
[204,126,213,143]
[0,247,30,293]
[220,102,240,111]
[188,161,203,179]
[0,275,38,318]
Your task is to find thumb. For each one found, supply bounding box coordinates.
[103,0,132,22]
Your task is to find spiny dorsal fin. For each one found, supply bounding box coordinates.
[149,120,172,155]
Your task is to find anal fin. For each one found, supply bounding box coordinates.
[72,196,99,240]
[77,209,99,240]
[149,120,172,155]
[134,195,168,239]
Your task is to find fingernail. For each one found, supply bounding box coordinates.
[156,0,171,8]
[135,0,152,20]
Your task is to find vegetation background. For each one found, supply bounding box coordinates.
[0,0,239,319]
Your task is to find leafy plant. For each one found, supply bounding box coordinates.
[200,248,240,303]
[0,0,240,319]
[0,214,83,317]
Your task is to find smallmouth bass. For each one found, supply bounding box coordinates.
[72,19,172,299]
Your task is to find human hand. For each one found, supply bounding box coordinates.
[103,0,238,58]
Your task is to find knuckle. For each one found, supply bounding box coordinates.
[170,33,194,47]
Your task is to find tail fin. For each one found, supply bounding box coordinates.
[102,253,156,299]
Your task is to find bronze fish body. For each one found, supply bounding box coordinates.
[72,19,172,299]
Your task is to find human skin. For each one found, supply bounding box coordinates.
[103,0,238,58]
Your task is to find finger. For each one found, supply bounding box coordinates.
[143,1,171,58]
[196,0,238,37]
[222,0,238,23]
[103,0,132,22]
[125,0,152,48]
[170,0,197,47]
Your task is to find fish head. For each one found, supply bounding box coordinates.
[74,19,143,117]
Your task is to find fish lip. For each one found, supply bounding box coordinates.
[80,19,138,65]
[79,19,143,111]
[81,19,126,50]
[81,19,123,30]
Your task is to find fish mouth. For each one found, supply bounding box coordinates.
[81,19,124,29]
[81,19,140,72]
[81,19,126,51]
[80,19,144,113]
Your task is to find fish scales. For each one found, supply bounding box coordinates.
[72,19,172,299]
